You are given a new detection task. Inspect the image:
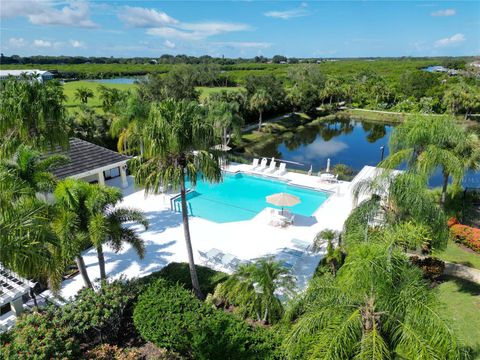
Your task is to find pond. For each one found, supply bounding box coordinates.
[85,77,141,84]
[243,118,480,188]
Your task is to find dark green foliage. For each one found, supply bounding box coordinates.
[410,256,445,281]
[0,310,80,360]
[56,280,136,341]
[133,278,281,359]
[398,70,439,99]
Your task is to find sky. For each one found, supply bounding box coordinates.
[1,1,479,58]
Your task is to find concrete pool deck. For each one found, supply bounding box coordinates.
[44,164,384,302]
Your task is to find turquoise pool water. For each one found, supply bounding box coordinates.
[173,172,329,223]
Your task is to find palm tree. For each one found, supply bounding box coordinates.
[380,115,471,207]
[132,99,222,299]
[86,185,148,280]
[74,86,94,104]
[212,259,295,324]
[0,145,68,194]
[284,243,464,359]
[249,90,272,130]
[110,93,150,154]
[313,229,343,276]
[54,179,148,286]
[207,100,244,149]
[0,78,69,158]
[0,196,64,290]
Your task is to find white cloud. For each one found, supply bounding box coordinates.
[164,40,176,49]
[70,39,86,48]
[1,0,97,28]
[431,9,456,17]
[215,41,272,49]
[148,22,251,41]
[434,33,465,48]
[264,3,310,20]
[118,6,178,27]
[8,37,26,48]
[33,39,52,48]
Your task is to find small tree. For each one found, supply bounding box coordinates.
[249,90,273,130]
[74,86,94,104]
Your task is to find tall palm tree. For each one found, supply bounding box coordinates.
[284,243,464,359]
[132,99,222,299]
[74,86,94,104]
[212,259,295,324]
[0,78,69,158]
[207,100,244,148]
[86,185,148,280]
[110,93,150,155]
[0,145,68,194]
[53,179,148,286]
[249,90,272,131]
[380,115,471,206]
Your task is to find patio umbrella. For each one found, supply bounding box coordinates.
[266,192,301,215]
[326,158,331,173]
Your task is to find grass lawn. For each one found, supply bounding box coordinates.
[63,81,242,109]
[436,277,480,357]
[63,81,134,108]
[433,241,480,270]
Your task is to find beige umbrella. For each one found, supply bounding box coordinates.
[266,192,301,215]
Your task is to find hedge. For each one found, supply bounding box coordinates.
[133,278,282,360]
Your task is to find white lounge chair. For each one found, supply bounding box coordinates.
[265,160,277,174]
[258,158,268,171]
[251,158,259,170]
[275,162,287,176]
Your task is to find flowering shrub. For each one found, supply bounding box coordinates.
[450,224,480,253]
[447,217,458,228]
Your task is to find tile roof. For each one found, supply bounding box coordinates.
[47,138,130,179]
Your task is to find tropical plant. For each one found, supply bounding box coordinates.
[249,89,273,130]
[352,172,449,250]
[284,243,465,360]
[0,78,69,158]
[132,99,222,299]
[110,93,150,154]
[381,114,478,206]
[313,229,343,276]
[74,86,94,104]
[0,145,68,194]
[53,179,148,287]
[212,259,295,324]
[0,195,64,290]
[207,99,244,148]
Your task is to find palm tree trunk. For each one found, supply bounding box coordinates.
[180,174,203,299]
[258,111,263,131]
[75,255,92,288]
[441,172,449,207]
[96,244,107,280]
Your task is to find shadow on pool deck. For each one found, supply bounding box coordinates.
[293,214,318,227]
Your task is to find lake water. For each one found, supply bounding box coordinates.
[248,118,480,188]
[85,77,140,84]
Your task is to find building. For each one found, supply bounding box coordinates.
[46,137,131,188]
[0,69,54,83]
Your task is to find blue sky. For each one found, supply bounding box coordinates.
[1,1,479,58]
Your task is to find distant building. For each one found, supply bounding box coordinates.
[0,69,54,83]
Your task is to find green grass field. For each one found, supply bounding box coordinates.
[433,241,480,270]
[63,81,242,108]
[436,277,480,357]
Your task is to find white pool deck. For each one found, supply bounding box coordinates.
[43,164,384,302]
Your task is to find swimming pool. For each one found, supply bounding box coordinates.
[173,172,329,223]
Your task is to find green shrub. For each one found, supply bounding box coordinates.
[56,279,136,342]
[133,278,281,359]
[135,262,228,295]
[0,310,80,360]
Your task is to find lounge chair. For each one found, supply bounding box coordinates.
[251,158,259,170]
[265,160,277,174]
[257,158,268,172]
[205,248,223,264]
[291,238,311,252]
[274,162,287,176]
